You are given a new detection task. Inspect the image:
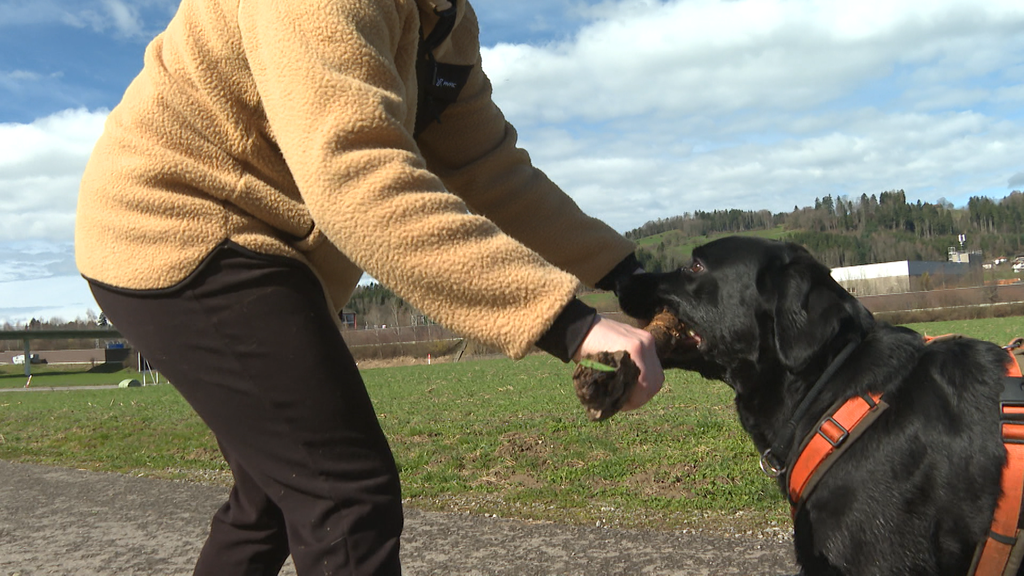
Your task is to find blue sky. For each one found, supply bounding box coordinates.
[1,0,1024,325]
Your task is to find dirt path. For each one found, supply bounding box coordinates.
[0,460,798,575]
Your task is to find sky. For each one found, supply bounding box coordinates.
[1,0,1023,325]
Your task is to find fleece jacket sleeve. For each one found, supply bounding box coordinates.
[535,254,644,362]
[237,0,579,359]
[415,3,637,288]
[533,298,597,363]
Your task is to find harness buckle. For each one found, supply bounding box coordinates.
[759,448,785,478]
[817,416,850,448]
[1000,381,1024,443]
[1002,421,1024,445]
[1002,401,1024,419]
[1003,377,1024,405]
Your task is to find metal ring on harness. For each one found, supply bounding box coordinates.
[759,448,785,478]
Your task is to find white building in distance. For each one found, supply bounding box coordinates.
[831,259,980,296]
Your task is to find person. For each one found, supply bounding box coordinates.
[75,0,665,574]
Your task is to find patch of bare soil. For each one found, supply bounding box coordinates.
[355,355,452,369]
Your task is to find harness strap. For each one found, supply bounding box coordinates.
[421,3,457,54]
[761,339,862,477]
[786,391,886,510]
[971,343,1024,576]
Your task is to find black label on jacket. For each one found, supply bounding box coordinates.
[415,58,472,138]
[428,61,471,102]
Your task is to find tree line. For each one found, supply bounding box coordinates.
[2,284,427,339]
[630,190,1024,270]
[625,208,781,240]
[344,282,429,330]
[0,312,116,352]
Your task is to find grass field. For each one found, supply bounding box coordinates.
[900,315,1024,345]
[0,364,150,389]
[1,314,1023,532]
[577,291,619,312]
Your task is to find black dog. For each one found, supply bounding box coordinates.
[617,235,1021,576]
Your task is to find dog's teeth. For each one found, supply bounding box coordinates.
[687,330,696,337]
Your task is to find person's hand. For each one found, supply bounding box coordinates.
[574,315,665,411]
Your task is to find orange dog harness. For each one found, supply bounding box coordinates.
[786,391,887,508]
[784,336,1024,576]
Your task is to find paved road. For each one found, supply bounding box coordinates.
[0,460,798,575]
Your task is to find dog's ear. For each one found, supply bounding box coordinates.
[772,248,871,372]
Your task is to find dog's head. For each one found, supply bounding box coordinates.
[619,236,874,390]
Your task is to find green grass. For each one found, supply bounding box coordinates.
[578,291,618,312]
[366,356,771,529]
[0,364,148,389]
[1,314,1022,532]
[0,356,776,531]
[900,316,1024,345]
[0,385,226,480]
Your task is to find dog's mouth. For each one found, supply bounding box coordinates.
[682,326,703,348]
[675,323,704,351]
[643,309,703,357]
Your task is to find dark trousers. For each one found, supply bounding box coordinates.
[89,243,403,576]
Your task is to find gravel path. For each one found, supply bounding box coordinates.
[0,460,797,575]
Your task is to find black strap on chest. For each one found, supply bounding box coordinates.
[969,341,1024,575]
[414,3,473,138]
[759,338,861,478]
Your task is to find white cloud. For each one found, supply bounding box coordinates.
[0,70,47,85]
[992,85,1024,105]
[0,109,106,324]
[484,0,1024,124]
[70,0,145,38]
[0,0,174,37]
[518,107,1024,232]
[0,108,108,242]
[0,241,79,282]
[480,0,1024,231]
[0,274,97,325]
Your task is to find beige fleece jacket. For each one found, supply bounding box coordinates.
[75,0,635,359]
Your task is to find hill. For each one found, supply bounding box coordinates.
[632,227,788,272]
[628,190,1024,272]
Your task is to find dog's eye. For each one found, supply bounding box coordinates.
[689,260,705,274]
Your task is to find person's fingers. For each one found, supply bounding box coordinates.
[576,316,665,411]
[575,315,645,359]
[620,329,664,412]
